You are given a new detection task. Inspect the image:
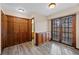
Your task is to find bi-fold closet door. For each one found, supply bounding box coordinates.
[51,15,76,47]
[7,15,30,47]
[1,14,32,49]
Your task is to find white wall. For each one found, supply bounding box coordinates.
[34,14,48,33]
[48,20,51,32]
[48,5,79,49]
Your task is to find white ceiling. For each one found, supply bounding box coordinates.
[1,3,79,16]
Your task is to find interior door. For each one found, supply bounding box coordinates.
[28,19,32,41]
[1,11,7,49]
[14,17,20,44]
[51,19,61,42]
[20,19,26,43]
[7,15,14,47]
[24,20,29,42]
[1,14,32,49]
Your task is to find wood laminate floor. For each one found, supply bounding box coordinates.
[2,41,79,55]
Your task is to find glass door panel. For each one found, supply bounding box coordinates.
[51,19,61,42]
[61,16,73,46]
[51,15,76,47]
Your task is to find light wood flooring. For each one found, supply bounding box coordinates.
[2,41,79,55]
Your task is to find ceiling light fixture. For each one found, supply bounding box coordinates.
[48,3,56,8]
[17,8,24,12]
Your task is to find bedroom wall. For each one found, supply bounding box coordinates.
[34,14,48,33]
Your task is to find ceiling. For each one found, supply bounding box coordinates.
[1,3,79,16]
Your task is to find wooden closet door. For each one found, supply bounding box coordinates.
[1,12,7,49]
[14,17,20,44]
[22,19,26,42]
[7,16,14,47]
[19,19,24,43]
[19,19,29,43]
[2,14,32,49]
[28,20,32,41]
[24,20,29,42]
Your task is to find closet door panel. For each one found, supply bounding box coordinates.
[19,23,22,43]
[22,21,26,42]
[24,20,29,42]
[28,20,32,41]
[19,21,24,43]
[7,16,14,46]
[1,13,8,49]
[14,22,19,44]
[23,22,26,42]
[1,14,32,49]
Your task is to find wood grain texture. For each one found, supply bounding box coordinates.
[2,41,79,55]
[72,15,76,48]
[1,14,32,50]
[35,32,51,46]
[1,11,8,50]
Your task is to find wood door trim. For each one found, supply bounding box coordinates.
[72,15,76,48]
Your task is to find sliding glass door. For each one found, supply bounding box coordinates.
[51,19,61,42]
[61,16,73,46]
[51,15,76,47]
